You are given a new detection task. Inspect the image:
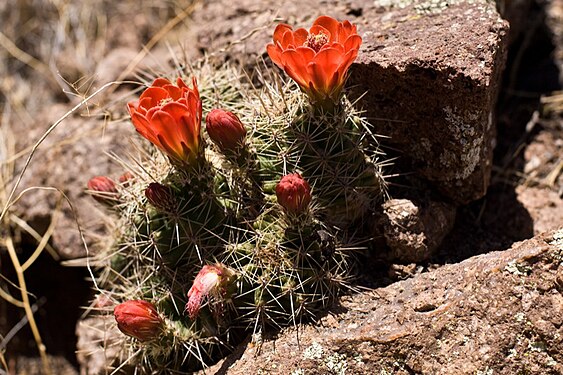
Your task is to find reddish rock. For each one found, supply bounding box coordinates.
[347,2,508,204]
[1,0,187,260]
[516,186,563,234]
[11,104,137,259]
[200,229,563,374]
[192,0,512,203]
[380,197,456,262]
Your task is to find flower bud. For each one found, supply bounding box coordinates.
[186,263,235,320]
[114,300,163,342]
[118,171,134,187]
[87,176,118,205]
[205,109,247,153]
[145,183,175,212]
[275,173,312,214]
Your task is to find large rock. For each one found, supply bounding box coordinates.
[202,229,563,374]
[380,197,456,262]
[192,0,511,203]
[348,1,508,204]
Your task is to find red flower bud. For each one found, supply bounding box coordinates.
[114,300,163,342]
[275,173,312,214]
[118,171,134,186]
[144,183,175,212]
[87,176,118,205]
[186,264,235,320]
[205,109,247,153]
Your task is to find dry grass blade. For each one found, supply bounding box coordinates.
[0,80,119,224]
[0,79,118,373]
[544,160,563,187]
[21,199,62,272]
[0,352,7,373]
[541,91,563,115]
[3,235,52,374]
[0,30,59,88]
[108,0,201,96]
[8,213,60,263]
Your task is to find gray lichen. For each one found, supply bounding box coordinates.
[441,106,484,180]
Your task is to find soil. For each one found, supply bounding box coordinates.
[0,0,561,373]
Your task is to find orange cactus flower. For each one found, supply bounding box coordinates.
[127,77,202,167]
[266,16,362,108]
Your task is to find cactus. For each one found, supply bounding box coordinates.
[89,16,387,373]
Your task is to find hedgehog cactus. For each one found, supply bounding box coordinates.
[90,15,387,373]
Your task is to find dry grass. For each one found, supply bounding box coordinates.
[0,0,198,373]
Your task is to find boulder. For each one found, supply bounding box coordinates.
[347,0,508,203]
[380,197,456,262]
[192,0,512,203]
[201,229,563,374]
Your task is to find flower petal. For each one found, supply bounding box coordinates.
[344,34,362,51]
[131,112,160,146]
[127,101,139,116]
[139,87,168,108]
[161,102,189,123]
[281,28,297,48]
[308,47,344,96]
[267,43,284,67]
[337,49,359,78]
[340,20,357,42]
[180,113,199,154]
[156,134,182,162]
[138,97,154,112]
[312,16,340,42]
[163,84,183,100]
[294,46,316,61]
[160,102,199,158]
[273,24,293,45]
[176,77,188,89]
[309,24,331,41]
[151,77,173,88]
[150,110,183,157]
[280,49,311,88]
[293,28,309,46]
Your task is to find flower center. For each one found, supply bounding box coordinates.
[159,98,172,106]
[305,32,329,52]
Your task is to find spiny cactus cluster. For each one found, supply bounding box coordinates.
[88,16,387,373]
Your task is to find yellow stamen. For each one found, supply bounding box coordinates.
[159,98,172,106]
[305,32,329,52]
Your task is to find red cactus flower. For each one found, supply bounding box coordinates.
[87,176,118,205]
[186,264,235,320]
[127,77,202,167]
[276,173,312,215]
[205,109,247,153]
[114,300,163,342]
[266,16,362,107]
